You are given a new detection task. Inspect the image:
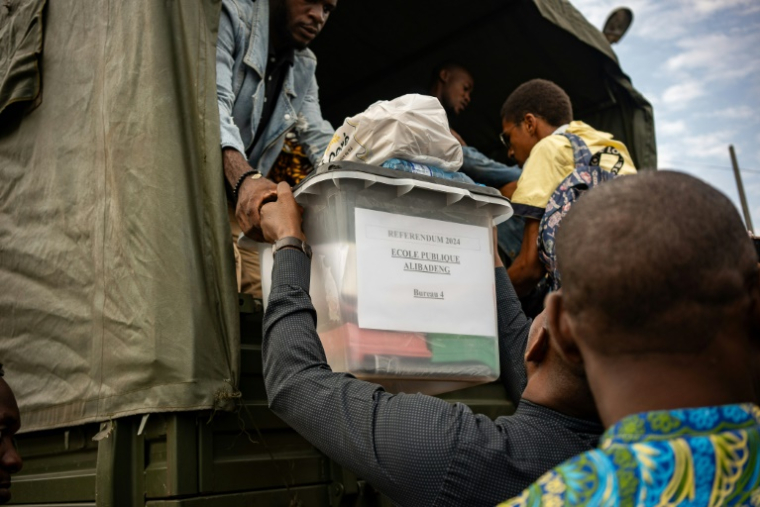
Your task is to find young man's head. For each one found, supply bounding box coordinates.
[0,365,22,504]
[546,172,760,424]
[500,79,573,167]
[428,63,474,116]
[270,0,337,51]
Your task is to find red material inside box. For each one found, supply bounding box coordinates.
[319,323,431,364]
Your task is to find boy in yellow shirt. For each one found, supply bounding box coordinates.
[500,79,636,297]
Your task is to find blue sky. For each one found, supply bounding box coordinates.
[572,0,760,230]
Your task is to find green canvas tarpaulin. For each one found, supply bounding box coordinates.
[310,0,656,170]
[0,0,45,116]
[0,0,239,432]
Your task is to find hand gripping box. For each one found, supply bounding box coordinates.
[260,162,513,395]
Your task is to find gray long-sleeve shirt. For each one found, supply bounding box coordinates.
[262,249,602,507]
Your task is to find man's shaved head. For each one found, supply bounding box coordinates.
[428,62,474,115]
[556,171,759,355]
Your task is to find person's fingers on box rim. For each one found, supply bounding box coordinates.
[260,200,276,216]
[259,191,278,210]
[276,181,296,204]
[253,183,276,199]
[255,188,279,217]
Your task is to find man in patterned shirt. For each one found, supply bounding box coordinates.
[501,171,760,506]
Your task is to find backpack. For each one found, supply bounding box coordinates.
[538,132,625,291]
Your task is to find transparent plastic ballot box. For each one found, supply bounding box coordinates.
[256,161,513,395]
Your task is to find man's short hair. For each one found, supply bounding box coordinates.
[428,62,472,91]
[500,79,573,127]
[556,171,758,355]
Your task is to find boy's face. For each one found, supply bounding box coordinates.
[501,118,537,168]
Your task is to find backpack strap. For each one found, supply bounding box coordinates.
[558,132,593,168]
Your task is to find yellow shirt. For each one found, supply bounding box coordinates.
[511,121,637,220]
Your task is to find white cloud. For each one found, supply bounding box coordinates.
[665,35,724,72]
[572,0,760,44]
[700,107,755,120]
[571,0,760,214]
[691,0,759,15]
[657,148,678,169]
[657,130,736,171]
[658,119,687,136]
[681,130,736,159]
[661,82,705,109]
[665,32,760,82]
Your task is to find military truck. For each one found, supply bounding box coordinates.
[0,0,654,505]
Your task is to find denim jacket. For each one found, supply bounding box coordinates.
[216,0,334,174]
[460,146,522,189]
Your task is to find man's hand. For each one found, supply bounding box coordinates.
[507,219,546,296]
[236,177,278,241]
[260,182,306,244]
[223,148,277,241]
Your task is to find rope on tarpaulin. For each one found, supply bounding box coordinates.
[211,378,303,507]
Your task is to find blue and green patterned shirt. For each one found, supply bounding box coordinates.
[500,403,760,506]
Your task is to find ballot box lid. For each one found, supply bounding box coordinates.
[294,161,514,225]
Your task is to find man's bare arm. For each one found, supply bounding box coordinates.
[223,148,278,242]
[223,147,254,188]
[507,219,546,297]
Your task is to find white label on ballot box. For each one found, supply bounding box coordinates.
[355,208,496,336]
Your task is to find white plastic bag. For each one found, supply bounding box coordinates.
[321,94,464,172]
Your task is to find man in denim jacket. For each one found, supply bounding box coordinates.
[216,0,336,295]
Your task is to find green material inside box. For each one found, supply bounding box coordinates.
[427,333,498,371]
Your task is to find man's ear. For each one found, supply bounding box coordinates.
[525,316,549,364]
[523,113,538,135]
[545,292,584,366]
[439,69,451,84]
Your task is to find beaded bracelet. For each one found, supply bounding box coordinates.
[233,169,262,203]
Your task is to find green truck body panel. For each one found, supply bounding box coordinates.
[11,296,514,505]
